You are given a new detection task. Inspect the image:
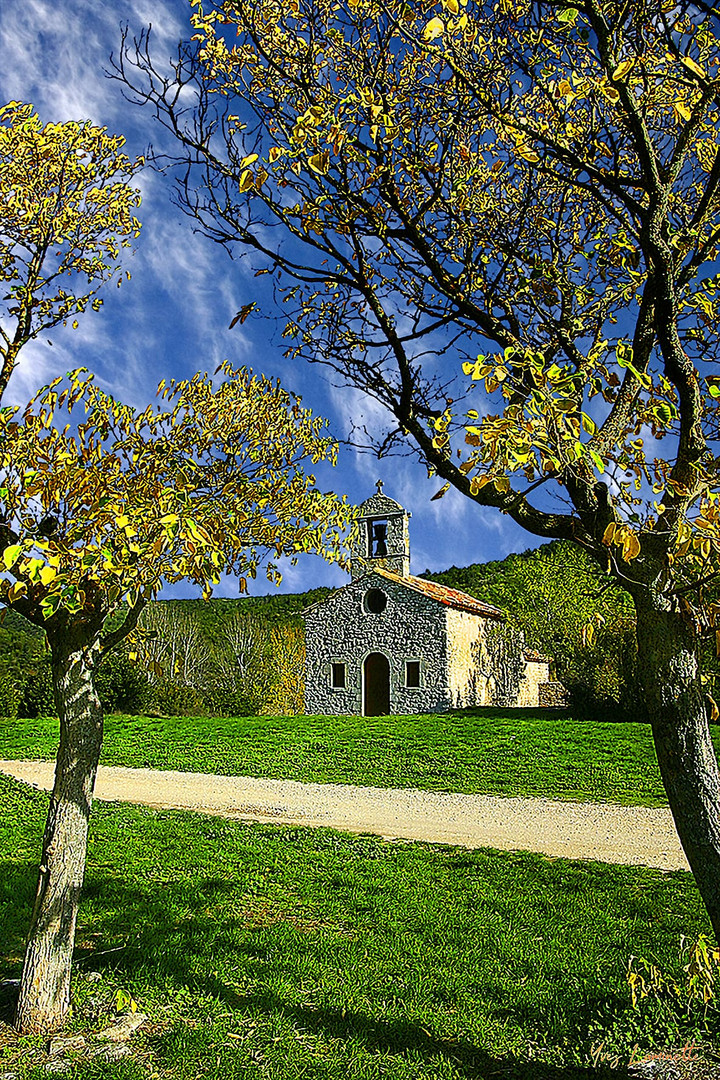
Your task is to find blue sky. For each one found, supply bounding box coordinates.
[0,0,540,598]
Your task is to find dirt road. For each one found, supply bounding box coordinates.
[0,759,688,871]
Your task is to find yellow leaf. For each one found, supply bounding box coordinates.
[515,143,539,163]
[612,59,634,81]
[240,153,258,168]
[681,56,706,80]
[622,530,641,561]
[602,522,617,545]
[601,82,620,103]
[8,580,27,602]
[39,565,57,586]
[2,544,22,570]
[308,151,330,175]
[238,169,254,192]
[424,16,445,40]
[443,0,459,12]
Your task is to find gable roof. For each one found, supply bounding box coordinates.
[302,566,504,620]
[373,567,505,619]
[356,491,407,519]
[524,647,551,664]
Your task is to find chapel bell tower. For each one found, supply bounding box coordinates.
[350,481,411,579]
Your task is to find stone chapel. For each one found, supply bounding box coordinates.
[302,484,563,716]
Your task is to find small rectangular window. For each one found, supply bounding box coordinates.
[331,663,346,689]
[405,660,421,688]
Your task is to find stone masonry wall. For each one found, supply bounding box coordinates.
[446,608,493,708]
[303,571,450,715]
[350,492,411,578]
[515,660,551,708]
[538,681,570,708]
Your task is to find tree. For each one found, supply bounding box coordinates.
[137,602,214,713]
[263,622,306,715]
[0,102,142,398]
[117,0,720,936]
[0,366,350,1032]
[209,609,270,714]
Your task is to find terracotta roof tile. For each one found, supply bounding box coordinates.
[373,567,505,619]
[524,648,551,663]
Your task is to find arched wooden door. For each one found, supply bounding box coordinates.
[363,652,390,716]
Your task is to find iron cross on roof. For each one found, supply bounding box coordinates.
[375,479,384,495]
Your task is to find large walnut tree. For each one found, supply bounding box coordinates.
[117,0,720,933]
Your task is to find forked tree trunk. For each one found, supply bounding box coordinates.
[14,637,103,1034]
[635,594,720,940]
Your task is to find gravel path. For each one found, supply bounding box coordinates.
[0,759,689,871]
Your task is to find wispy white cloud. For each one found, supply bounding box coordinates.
[0,0,190,130]
[0,0,543,598]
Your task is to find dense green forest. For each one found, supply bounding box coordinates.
[0,588,332,720]
[423,541,639,718]
[1,539,704,720]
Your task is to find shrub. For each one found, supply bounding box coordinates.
[0,670,19,719]
[149,678,206,717]
[18,656,56,718]
[95,651,150,714]
[627,935,720,1023]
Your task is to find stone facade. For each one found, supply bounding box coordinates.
[304,569,452,715]
[446,607,492,708]
[516,658,552,708]
[302,485,563,716]
[538,680,570,708]
[349,487,411,578]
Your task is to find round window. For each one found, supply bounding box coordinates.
[364,588,388,614]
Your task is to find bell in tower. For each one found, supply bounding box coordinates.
[350,481,411,579]
[371,520,388,557]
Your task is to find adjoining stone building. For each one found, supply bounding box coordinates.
[302,484,564,716]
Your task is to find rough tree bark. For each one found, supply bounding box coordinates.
[635,591,720,941]
[14,630,104,1035]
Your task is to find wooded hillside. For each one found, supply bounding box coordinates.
[2,541,705,719]
[424,541,638,718]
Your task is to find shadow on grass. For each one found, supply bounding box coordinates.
[446,705,570,721]
[0,860,37,979]
[151,991,635,1079]
[0,859,37,1025]
[445,705,652,727]
[82,868,638,1078]
[0,849,649,1078]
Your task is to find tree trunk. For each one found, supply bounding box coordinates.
[635,593,720,940]
[14,637,103,1034]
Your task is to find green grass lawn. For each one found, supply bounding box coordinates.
[0,773,714,1079]
[0,709,711,806]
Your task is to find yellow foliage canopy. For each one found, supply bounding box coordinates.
[0,102,143,398]
[0,365,350,639]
